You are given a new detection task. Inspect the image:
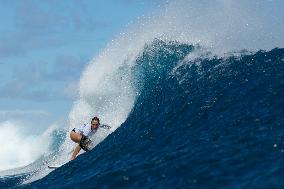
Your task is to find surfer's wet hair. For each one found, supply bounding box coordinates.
[91,116,100,125]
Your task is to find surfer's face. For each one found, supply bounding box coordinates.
[91,120,99,130]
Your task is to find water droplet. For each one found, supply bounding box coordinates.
[123,176,129,181]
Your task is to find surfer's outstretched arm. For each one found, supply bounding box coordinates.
[71,145,81,160]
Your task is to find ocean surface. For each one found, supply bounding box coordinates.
[1,1,284,188]
[1,39,283,189]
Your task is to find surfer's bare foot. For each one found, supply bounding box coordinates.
[71,145,81,160]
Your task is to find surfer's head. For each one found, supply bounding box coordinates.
[91,116,100,130]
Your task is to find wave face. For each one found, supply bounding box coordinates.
[19,40,284,188]
[1,0,284,188]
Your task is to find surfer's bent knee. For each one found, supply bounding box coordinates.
[70,128,82,143]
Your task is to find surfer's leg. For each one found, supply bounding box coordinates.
[70,130,82,143]
[71,145,81,160]
[79,135,91,151]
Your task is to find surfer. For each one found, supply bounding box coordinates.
[70,116,100,160]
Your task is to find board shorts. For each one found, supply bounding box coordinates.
[72,128,91,151]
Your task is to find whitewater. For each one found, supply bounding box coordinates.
[0,0,284,188]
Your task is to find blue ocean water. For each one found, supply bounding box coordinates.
[1,39,282,188]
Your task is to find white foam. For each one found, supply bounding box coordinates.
[0,121,53,171]
[147,0,284,55]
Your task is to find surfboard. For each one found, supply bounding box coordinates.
[48,164,64,169]
[48,165,59,169]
